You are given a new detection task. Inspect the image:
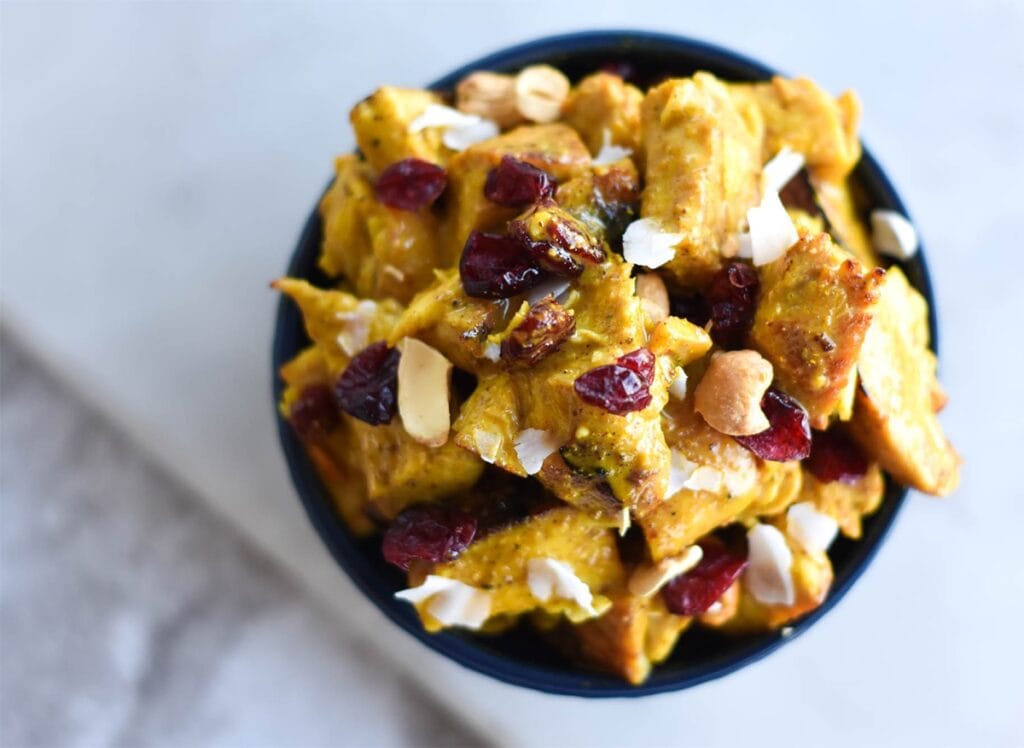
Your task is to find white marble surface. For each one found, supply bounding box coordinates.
[1,338,481,747]
[2,1,1023,746]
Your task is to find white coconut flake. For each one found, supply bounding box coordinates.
[787,501,839,554]
[592,129,633,166]
[473,429,502,464]
[723,463,757,497]
[667,450,698,496]
[683,465,723,493]
[525,277,572,306]
[442,119,499,151]
[408,104,499,152]
[871,209,919,259]
[748,191,799,266]
[762,147,805,194]
[481,341,501,362]
[618,506,631,537]
[706,601,724,615]
[622,218,683,269]
[513,428,560,475]
[736,231,753,259]
[527,558,597,615]
[745,523,795,606]
[335,300,378,356]
[668,367,689,400]
[395,575,492,629]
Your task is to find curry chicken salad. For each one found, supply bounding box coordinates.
[274,65,960,684]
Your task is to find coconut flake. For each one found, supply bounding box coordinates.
[473,429,502,464]
[525,277,572,306]
[787,501,839,554]
[667,450,698,496]
[627,545,704,597]
[397,338,452,447]
[748,191,799,266]
[527,558,597,615]
[408,104,499,152]
[871,209,918,259]
[395,575,492,629]
[668,367,689,400]
[592,129,633,166]
[722,463,757,497]
[335,300,378,356]
[745,523,795,606]
[481,341,501,362]
[762,147,805,194]
[618,506,631,536]
[736,231,753,259]
[683,465,723,492]
[513,428,560,475]
[622,218,683,269]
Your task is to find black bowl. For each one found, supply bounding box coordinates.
[272,30,936,697]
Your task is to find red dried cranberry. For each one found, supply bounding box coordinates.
[289,384,339,439]
[484,156,555,207]
[707,261,760,349]
[669,292,711,326]
[806,428,869,484]
[600,61,639,83]
[459,231,545,299]
[662,537,748,616]
[333,341,400,425]
[382,504,477,571]
[779,168,822,217]
[734,388,811,462]
[574,348,655,415]
[375,158,447,211]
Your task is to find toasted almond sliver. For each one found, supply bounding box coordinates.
[628,545,704,597]
[397,338,452,447]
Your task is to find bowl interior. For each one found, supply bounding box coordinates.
[272,31,932,697]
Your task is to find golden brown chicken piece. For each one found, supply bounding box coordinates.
[350,86,448,173]
[562,72,645,156]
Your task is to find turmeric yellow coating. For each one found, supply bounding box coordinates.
[273,68,958,684]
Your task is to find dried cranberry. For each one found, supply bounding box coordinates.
[501,296,576,365]
[333,341,400,425]
[806,428,869,484]
[289,384,339,439]
[382,504,477,571]
[459,231,545,299]
[600,61,639,83]
[669,292,711,326]
[734,388,811,462]
[509,203,604,277]
[707,261,760,349]
[662,537,748,616]
[574,348,655,415]
[375,158,447,211]
[484,156,555,207]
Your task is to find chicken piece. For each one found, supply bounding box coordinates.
[272,278,403,373]
[555,157,641,247]
[350,86,447,173]
[451,259,697,521]
[798,465,886,539]
[561,72,645,156]
[812,177,879,268]
[640,396,800,561]
[411,507,624,632]
[556,588,690,685]
[439,124,592,264]
[318,154,442,303]
[731,77,862,183]
[848,267,960,495]
[278,346,375,536]
[750,233,885,429]
[641,73,764,288]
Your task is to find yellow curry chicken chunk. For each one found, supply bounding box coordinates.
[273,66,959,685]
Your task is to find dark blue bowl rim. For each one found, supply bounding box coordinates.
[271,30,935,698]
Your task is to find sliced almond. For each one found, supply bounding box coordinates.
[514,65,570,123]
[397,337,452,447]
[628,545,704,597]
[635,273,669,324]
[694,350,774,436]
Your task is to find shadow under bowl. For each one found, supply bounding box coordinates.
[272,30,936,697]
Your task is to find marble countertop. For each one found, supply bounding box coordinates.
[2,2,1022,746]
